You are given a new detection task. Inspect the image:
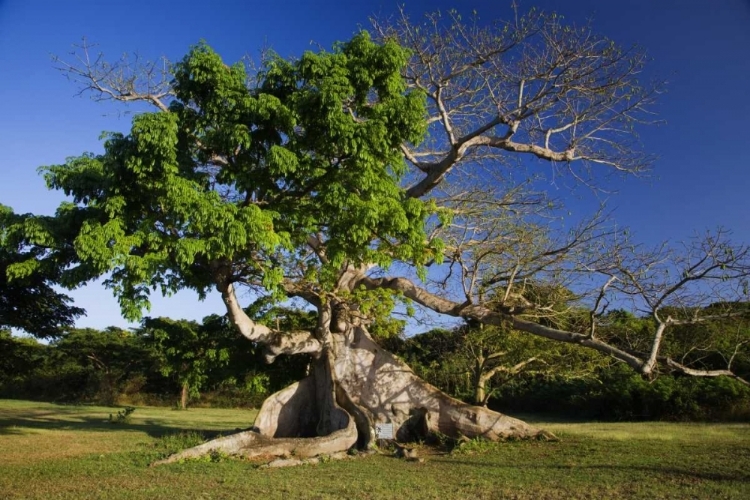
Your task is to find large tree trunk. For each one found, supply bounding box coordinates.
[153,320,545,466]
[152,281,545,466]
[330,325,539,441]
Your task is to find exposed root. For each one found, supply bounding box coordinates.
[151,371,358,467]
[261,451,352,468]
[337,326,546,441]
[151,415,357,466]
[535,429,559,441]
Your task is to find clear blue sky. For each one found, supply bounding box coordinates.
[1,0,749,330]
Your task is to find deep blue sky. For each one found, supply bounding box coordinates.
[1,0,749,330]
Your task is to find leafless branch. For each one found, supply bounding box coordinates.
[372,8,662,199]
[53,38,174,112]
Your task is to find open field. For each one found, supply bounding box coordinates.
[1,399,748,499]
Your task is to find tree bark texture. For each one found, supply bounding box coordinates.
[154,318,544,466]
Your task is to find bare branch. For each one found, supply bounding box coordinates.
[664,358,750,387]
[373,8,661,199]
[53,38,174,112]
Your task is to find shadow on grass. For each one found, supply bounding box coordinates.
[0,406,250,440]
[446,460,750,483]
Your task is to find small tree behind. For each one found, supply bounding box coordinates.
[1,206,84,338]
[141,318,232,409]
[53,327,149,404]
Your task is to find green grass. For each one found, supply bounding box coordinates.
[1,399,748,499]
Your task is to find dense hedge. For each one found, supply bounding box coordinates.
[0,328,306,408]
[2,326,748,420]
[492,365,750,421]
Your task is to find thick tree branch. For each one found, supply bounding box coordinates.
[663,358,750,387]
[480,356,542,385]
[218,281,322,361]
[376,9,660,199]
[359,274,645,370]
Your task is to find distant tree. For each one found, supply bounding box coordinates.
[463,324,547,407]
[598,305,750,383]
[54,327,149,404]
[0,330,49,386]
[141,317,232,409]
[399,284,601,407]
[398,319,604,408]
[0,205,84,337]
[389,328,467,396]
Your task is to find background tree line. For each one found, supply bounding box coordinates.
[390,308,750,421]
[0,301,311,410]
[2,300,748,420]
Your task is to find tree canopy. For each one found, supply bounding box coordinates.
[1,205,84,337]
[31,33,433,323]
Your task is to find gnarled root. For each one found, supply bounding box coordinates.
[335,326,547,442]
[150,418,357,466]
[151,375,358,466]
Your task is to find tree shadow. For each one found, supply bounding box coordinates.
[0,406,249,440]
[445,460,750,483]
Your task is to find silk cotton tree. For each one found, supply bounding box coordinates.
[11,9,749,463]
[38,33,535,461]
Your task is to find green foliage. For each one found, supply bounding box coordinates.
[394,320,603,404]
[198,371,273,409]
[140,317,234,407]
[245,298,318,331]
[108,406,136,424]
[0,331,46,378]
[392,309,750,421]
[390,328,472,398]
[54,327,154,404]
[0,326,165,405]
[0,308,305,408]
[495,365,750,421]
[345,286,408,340]
[0,205,85,337]
[8,33,432,323]
[598,307,750,381]
[242,372,270,395]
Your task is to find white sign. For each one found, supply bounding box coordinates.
[374,423,394,439]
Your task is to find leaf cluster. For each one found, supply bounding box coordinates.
[17,33,438,320]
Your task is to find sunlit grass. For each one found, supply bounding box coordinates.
[544,420,750,441]
[0,399,257,431]
[1,399,748,499]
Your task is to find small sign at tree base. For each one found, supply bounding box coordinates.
[374,423,393,440]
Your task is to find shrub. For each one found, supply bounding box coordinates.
[492,365,750,421]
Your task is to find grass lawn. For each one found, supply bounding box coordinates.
[0,399,748,499]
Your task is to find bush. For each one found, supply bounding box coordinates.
[492,365,750,421]
[108,406,136,424]
[192,373,271,409]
